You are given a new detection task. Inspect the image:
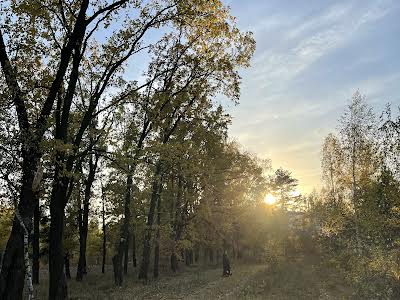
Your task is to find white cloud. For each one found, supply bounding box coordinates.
[285,2,354,40]
[250,1,393,92]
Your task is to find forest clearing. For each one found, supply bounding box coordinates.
[1,0,400,299]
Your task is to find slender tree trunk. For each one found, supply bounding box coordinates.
[76,177,84,281]
[170,176,183,273]
[132,228,137,268]
[185,249,190,266]
[113,236,125,285]
[170,253,178,272]
[76,233,87,280]
[153,189,162,278]
[102,185,106,274]
[194,247,199,264]
[112,237,124,286]
[190,249,194,265]
[113,173,132,285]
[64,254,71,279]
[153,230,160,278]
[77,154,98,281]
[112,252,123,286]
[351,140,362,254]
[124,233,130,275]
[32,196,40,285]
[139,162,162,280]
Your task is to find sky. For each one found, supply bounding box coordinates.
[221,0,400,193]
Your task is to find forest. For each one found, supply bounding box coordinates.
[0,1,400,299]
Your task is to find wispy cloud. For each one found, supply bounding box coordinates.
[285,2,354,40]
[226,0,400,192]
[250,1,393,91]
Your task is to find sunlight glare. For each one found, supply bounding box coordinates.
[264,194,277,205]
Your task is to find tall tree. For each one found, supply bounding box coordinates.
[76,152,99,281]
[0,2,88,297]
[338,91,376,253]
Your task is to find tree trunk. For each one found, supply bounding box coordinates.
[76,177,84,281]
[113,173,132,284]
[102,185,106,274]
[170,176,183,273]
[0,154,38,300]
[48,173,69,300]
[112,253,122,286]
[64,254,71,279]
[139,162,162,280]
[185,249,190,266]
[170,253,178,272]
[22,221,34,300]
[194,247,199,264]
[123,232,130,275]
[153,229,160,278]
[32,197,40,285]
[112,237,125,285]
[190,249,194,265]
[76,236,87,281]
[77,154,98,281]
[132,229,137,268]
[0,220,25,300]
[153,190,162,278]
[351,140,362,254]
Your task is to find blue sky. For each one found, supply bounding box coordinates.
[222,0,400,192]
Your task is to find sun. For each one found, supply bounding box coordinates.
[264,193,277,205]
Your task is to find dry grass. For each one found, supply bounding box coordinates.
[33,259,352,299]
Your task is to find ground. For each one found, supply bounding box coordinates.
[35,258,353,299]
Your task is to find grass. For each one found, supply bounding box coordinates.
[235,257,353,300]
[34,258,353,299]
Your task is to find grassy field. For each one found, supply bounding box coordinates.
[34,258,353,299]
